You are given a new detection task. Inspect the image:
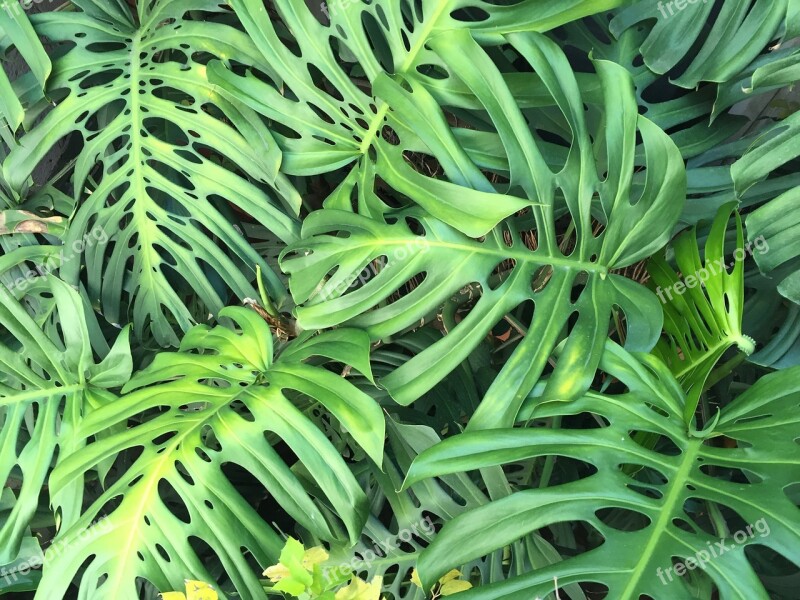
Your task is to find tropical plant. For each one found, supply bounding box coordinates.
[404,341,800,599]
[0,1,798,599]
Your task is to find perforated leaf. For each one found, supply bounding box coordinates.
[36,308,385,599]
[4,0,301,346]
[0,276,131,563]
[610,0,796,88]
[212,0,625,231]
[405,342,800,599]
[282,32,685,422]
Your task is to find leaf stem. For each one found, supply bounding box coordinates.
[537,416,561,489]
[705,351,748,391]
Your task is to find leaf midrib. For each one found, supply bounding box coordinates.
[0,383,83,407]
[341,237,607,275]
[358,0,453,154]
[619,437,702,599]
[126,32,161,296]
[104,382,249,594]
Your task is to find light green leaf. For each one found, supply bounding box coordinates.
[407,342,800,598]
[36,308,384,599]
[649,204,755,421]
[0,276,131,562]
[283,33,684,423]
[5,0,301,346]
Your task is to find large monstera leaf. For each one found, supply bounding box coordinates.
[610,0,798,88]
[404,342,800,599]
[282,32,685,425]
[212,0,625,220]
[35,308,385,600]
[0,277,132,563]
[322,419,584,599]
[3,0,301,346]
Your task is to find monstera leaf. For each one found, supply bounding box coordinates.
[404,341,800,599]
[729,107,800,368]
[212,0,625,221]
[317,419,583,600]
[3,0,301,346]
[282,32,684,423]
[0,3,50,132]
[0,489,43,594]
[0,276,132,563]
[649,204,755,421]
[742,186,800,369]
[551,13,745,160]
[714,43,800,117]
[35,308,385,599]
[610,0,798,88]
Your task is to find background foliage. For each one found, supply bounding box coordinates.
[0,0,798,599]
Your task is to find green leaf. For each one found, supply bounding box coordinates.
[746,186,800,301]
[213,0,625,232]
[649,204,755,421]
[0,276,132,562]
[406,342,800,598]
[85,325,133,388]
[0,3,50,131]
[730,100,800,368]
[5,0,301,346]
[732,109,800,197]
[714,44,800,117]
[610,0,794,88]
[283,32,684,422]
[276,538,314,592]
[555,13,745,161]
[36,308,385,599]
[0,488,43,593]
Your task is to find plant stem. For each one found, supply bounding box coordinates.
[705,351,748,390]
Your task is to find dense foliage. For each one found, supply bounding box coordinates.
[0,1,798,599]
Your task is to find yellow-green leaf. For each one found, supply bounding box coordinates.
[438,570,463,585]
[185,580,219,600]
[410,569,423,589]
[160,580,218,600]
[335,576,383,600]
[440,580,473,596]
[303,546,330,569]
[263,563,291,582]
